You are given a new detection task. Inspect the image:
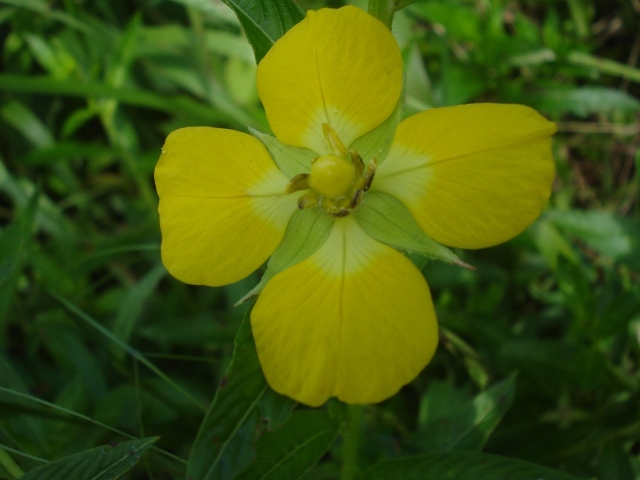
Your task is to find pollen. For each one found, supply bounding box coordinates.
[308,154,356,199]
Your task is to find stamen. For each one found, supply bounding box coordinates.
[286,173,310,193]
[350,150,365,176]
[322,123,347,156]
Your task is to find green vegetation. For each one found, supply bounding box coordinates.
[1,0,639,478]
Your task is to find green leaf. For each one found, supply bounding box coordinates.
[112,263,166,359]
[0,448,22,479]
[0,384,181,466]
[0,74,233,125]
[0,0,94,33]
[0,158,73,236]
[221,0,305,64]
[187,313,296,480]
[409,0,482,43]
[236,410,340,480]
[528,219,579,270]
[353,192,469,268]
[0,192,38,332]
[54,294,206,412]
[249,127,316,178]
[20,437,158,480]
[366,452,592,480]
[546,209,640,268]
[598,441,634,480]
[0,101,54,148]
[527,87,640,118]
[410,374,517,453]
[350,92,404,164]
[236,209,333,305]
[0,354,47,457]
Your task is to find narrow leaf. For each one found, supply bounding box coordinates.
[53,294,205,412]
[112,264,166,358]
[0,192,38,331]
[187,313,296,480]
[366,452,592,480]
[20,437,158,480]
[0,74,233,125]
[236,411,340,480]
[221,0,305,64]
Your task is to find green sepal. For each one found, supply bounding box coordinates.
[350,90,404,164]
[354,191,472,268]
[249,126,317,178]
[236,208,334,305]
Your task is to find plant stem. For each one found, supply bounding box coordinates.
[0,448,24,479]
[368,0,396,29]
[341,404,364,480]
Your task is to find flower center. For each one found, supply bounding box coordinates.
[286,124,376,217]
[308,154,355,199]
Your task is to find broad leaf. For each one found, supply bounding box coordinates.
[221,0,305,64]
[236,411,340,480]
[410,374,516,453]
[20,437,158,480]
[366,452,592,480]
[187,313,296,480]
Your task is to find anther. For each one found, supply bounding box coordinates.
[322,123,347,156]
[286,173,310,193]
[350,150,364,176]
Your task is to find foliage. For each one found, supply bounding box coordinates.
[0,0,639,478]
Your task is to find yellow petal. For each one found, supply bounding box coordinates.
[251,216,438,406]
[155,127,298,286]
[257,6,403,155]
[373,104,556,249]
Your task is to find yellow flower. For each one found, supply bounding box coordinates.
[155,6,556,407]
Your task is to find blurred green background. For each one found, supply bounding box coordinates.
[0,0,639,478]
